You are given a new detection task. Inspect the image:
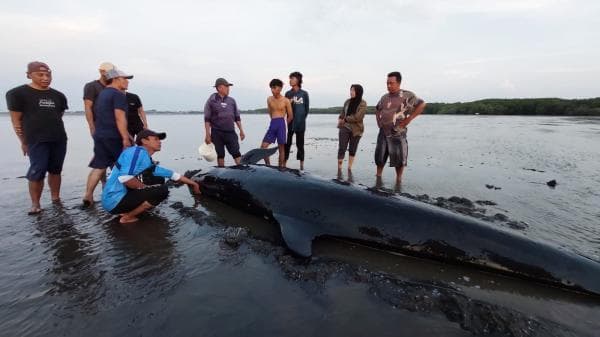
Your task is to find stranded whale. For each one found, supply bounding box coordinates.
[191,162,600,296]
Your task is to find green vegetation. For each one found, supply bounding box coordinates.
[424,98,600,116]
[243,97,600,116]
[4,97,598,116]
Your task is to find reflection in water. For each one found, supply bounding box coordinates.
[35,203,104,314]
[104,213,181,294]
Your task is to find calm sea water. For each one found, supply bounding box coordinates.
[1,114,599,336]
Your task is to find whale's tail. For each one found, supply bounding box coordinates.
[240,147,279,165]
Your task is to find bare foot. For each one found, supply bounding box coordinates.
[120,216,139,224]
[28,206,43,215]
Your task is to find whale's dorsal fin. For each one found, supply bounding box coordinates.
[240,148,279,165]
[273,213,316,257]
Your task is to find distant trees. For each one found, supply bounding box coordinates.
[423,98,600,116]
[243,97,600,116]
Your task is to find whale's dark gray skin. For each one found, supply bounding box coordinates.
[193,164,600,296]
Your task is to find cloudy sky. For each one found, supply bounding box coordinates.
[1,0,598,111]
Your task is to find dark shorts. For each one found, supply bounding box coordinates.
[110,185,169,214]
[263,118,287,144]
[89,137,123,169]
[338,126,361,159]
[374,129,408,167]
[212,129,241,159]
[26,140,67,181]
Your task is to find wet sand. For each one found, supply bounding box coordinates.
[1,115,599,336]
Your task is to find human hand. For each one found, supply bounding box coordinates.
[205,135,212,144]
[239,130,245,141]
[191,182,201,195]
[21,143,28,156]
[123,139,132,148]
[398,120,409,129]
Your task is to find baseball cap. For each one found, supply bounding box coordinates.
[106,68,133,80]
[27,61,51,73]
[135,129,166,145]
[99,62,115,72]
[214,78,233,87]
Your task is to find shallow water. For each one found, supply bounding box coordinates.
[1,114,599,336]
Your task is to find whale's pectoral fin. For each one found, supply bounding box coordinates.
[273,213,317,257]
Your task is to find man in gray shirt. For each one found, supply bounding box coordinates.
[374,71,426,186]
[203,78,245,167]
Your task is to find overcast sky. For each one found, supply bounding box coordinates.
[1,0,599,111]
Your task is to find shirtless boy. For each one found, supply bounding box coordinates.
[261,79,293,167]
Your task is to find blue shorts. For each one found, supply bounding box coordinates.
[211,129,241,159]
[263,118,287,145]
[89,137,123,169]
[26,140,67,181]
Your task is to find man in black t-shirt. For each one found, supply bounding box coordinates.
[83,62,115,136]
[6,61,68,215]
[125,92,148,138]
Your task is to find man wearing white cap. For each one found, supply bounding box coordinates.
[82,68,134,207]
[83,62,115,136]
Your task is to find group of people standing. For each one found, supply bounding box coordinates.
[6,61,200,222]
[203,72,310,170]
[6,61,425,222]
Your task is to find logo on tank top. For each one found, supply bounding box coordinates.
[38,98,56,108]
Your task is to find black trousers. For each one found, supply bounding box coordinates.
[110,185,169,214]
[285,128,305,161]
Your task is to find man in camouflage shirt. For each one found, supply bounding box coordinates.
[374,71,426,185]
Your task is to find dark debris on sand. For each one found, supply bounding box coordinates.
[208,223,576,337]
[168,194,576,337]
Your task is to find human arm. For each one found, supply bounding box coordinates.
[9,111,28,155]
[84,99,95,135]
[153,165,200,194]
[137,97,148,129]
[345,101,367,123]
[203,99,212,144]
[398,100,426,128]
[138,106,148,129]
[236,120,245,141]
[286,98,294,124]
[115,109,131,147]
[6,89,28,155]
[233,99,244,141]
[375,99,383,128]
[204,121,212,144]
[304,91,310,115]
[178,175,201,195]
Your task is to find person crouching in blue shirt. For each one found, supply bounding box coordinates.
[102,129,200,224]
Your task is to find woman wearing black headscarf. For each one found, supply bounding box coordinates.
[337,84,367,170]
